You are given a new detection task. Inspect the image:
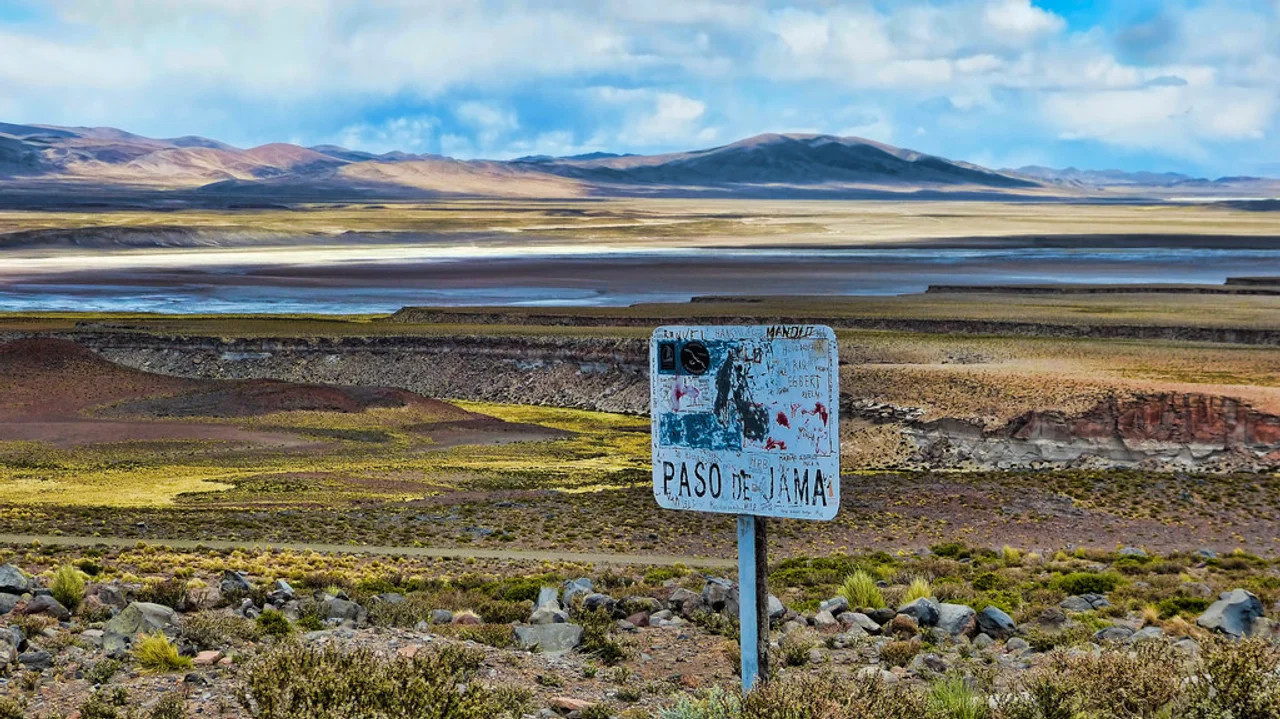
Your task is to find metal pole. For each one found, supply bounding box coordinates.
[737,515,769,690]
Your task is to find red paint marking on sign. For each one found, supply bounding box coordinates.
[775,412,790,428]
[802,402,829,425]
[764,438,788,450]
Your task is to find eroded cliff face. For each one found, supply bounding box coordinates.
[22,331,1280,472]
[906,393,1280,471]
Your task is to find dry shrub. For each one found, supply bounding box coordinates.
[880,639,921,668]
[1002,643,1182,719]
[742,672,926,719]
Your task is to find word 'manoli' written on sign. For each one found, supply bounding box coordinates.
[650,325,840,521]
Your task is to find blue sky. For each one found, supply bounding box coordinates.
[1,0,1277,176]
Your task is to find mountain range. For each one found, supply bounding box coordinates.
[0,121,1274,201]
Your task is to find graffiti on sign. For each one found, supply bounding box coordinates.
[650,325,840,520]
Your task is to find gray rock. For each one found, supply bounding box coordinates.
[0,594,19,616]
[767,595,786,620]
[846,612,881,634]
[649,609,674,622]
[1094,625,1134,643]
[867,607,897,625]
[1173,637,1201,657]
[320,597,366,624]
[374,593,405,605]
[272,579,295,598]
[581,593,616,615]
[812,610,839,630]
[1060,593,1110,612]
[819,596,849,615]
[19,595,69,620]
[430,609,453,625]
[18,650,51,670]
[1118,546,1148,559]
[897,598,941,627]
[935,603,976,636]
[972,633,994,649]
[535,586,560,610]
[1129,626,1165,643]
[562,578,594,608]
[1006,637,1030,653]
[1193,548,1218,560]
[514,623,582,655]
[219,570,251,596]
[530,606,569,625]
[0,565,28,595]
[909,652,949,676]
[976,607,1016,639]
[702,577,734,611]
[620,596,661,615]
[104,602,176,655]
[1198,588,1265,638]
[91,584,128,610]
[667,587,702,617]
[1181,582,1214,599]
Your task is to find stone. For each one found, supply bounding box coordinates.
[319,597,366,624]
[17,595,70,620]
[1193,548,1218,560]
[867,607,897,626]
[976,607,1016,639]
[620,596,661,615]
[515,624,582,655]
[702,577,734,611]
[0,594,19,616]
[18,649,51,670]
[897,598,941,627]
[856,666,898,684]
[812,610,839,630]
[1172,637,1201,657]
[626,612,650,628]
[935,603,976,637]
[536,586,560,610]
[1129,626,1165,643]
[549,696,592,714]
[530,606,569,625]
[451,612,481,626]
[581,593,616,615]
[806,648,823,665]
[846,612,881,634]
[184,586,222,611]
[972,633,994,650]
[909,652,949,676]
[1094,625,1135,643]
[91,584,128,610]
[193,650,223,666]
[1181,582,1214,599]
[1006,637,1030,653]
[219,570,251,596]
[819,596,849,615]
[1034,607,1068,628]
[767,595,786,620]
[0,565,28,595]
[668,588,703,617]
[430,609,453,625]
[1198,588,1265,638]
[562,578,594,608]
[272,579,295,598]
[79,629,104,648]
[1060,593,1110,612]
[1118,546,1148,559]
[104,602,176,655]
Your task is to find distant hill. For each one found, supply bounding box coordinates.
[1009,165,1280,197]
[0,122,1053,200]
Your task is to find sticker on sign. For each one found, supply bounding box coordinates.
[650,325,840,521]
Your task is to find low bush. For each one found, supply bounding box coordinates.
[133,632,193,674]
[930,676,989,719]
[1050,572,1121,596]
[839,570,886,610]
[180,611,260,649]
[1156,595,1211,619]
[903,577,934,604]
[257,608,293,636]
[880,639,921,668]
[50,564,86,611]
[0,696,23,719]
[579,607,626,665]
[742,673,927,719]
[83,657,123,685]
[779,629,818,667]
[242,642,531,719]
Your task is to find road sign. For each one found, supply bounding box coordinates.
[650,325,840,692]
[650,325,840,521]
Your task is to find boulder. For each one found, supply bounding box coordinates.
[0,594,19,616]
[620,595,661,616]
[972,633,994,650]
[319,597,366,625]
[271,579,295,599]
[908,652,949,677]
[626,612,650,628]
[935,603,976,637]
[812,610,839,630]
[897,598,941,627]
[18,650,51,670]
[1118,547,1148,559]
[535,587,560,610]
[561,578,594,608]
[1060,593,1110,612]
[1192,548,1218,560]
[429,609,453,625]
[867,607,897,625]
[0,565,28,595]
[184,586,222,611]
[846,612,881,634]
[219,570,251,596]
[17,595,69,621]
[1198,588,1265,638]
[530,606,569,625]
[90,584,128,610]
[819,596,849,615]
[767,595,786,621]
[104,602,176,655]
[581,593,616,615]
[667,587,702,617]
[1006,637,1031,653]
[976,606,1016,639]
[1094,625,1135,643]
[702,577,734,611]
[514,624,582,655]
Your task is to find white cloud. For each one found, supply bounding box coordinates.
[336,116,437,154]
[982,0,1064,41]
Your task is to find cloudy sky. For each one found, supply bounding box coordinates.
[2,0,1277,176]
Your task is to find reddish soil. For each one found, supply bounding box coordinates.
[105,380,475,419]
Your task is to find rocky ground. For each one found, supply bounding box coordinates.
[0,542,1276,717]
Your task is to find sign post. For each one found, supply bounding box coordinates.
[651,325,839,691]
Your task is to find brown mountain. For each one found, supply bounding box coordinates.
[0,122,1043,199]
